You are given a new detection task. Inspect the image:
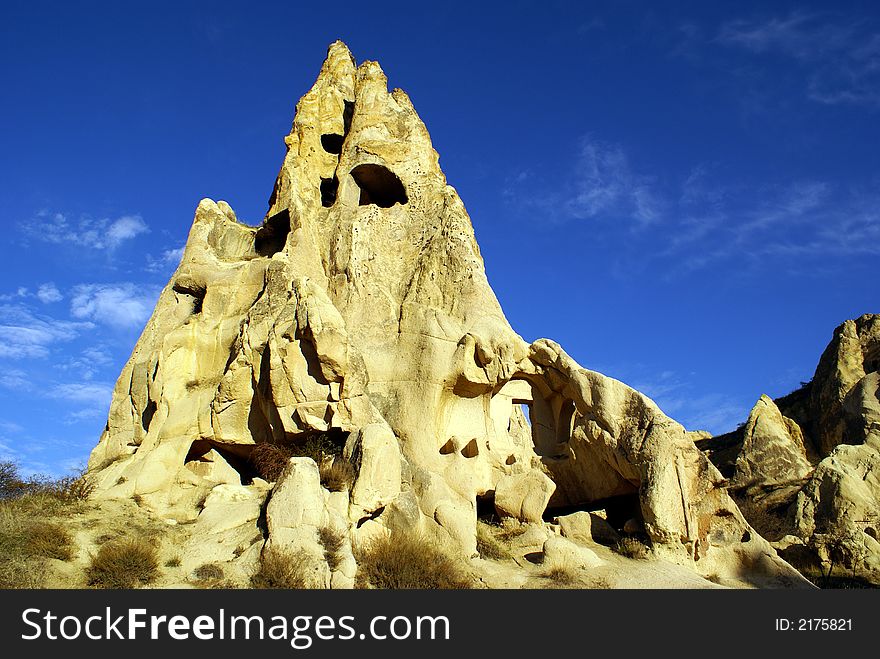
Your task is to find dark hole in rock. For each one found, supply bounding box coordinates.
[865,526,877,540]
[172,282,205,315]
[343,100,355,135]
[254,209,291,257]
[476,491,496,521]
[741,531,752,543]
[321,134,344,155]
[460,438,480,458]
[439,438,456,455]
[350,164,408,208]
[320,176,339,207]
[141,399,157,433]
[185,439,259,486]
[506,454,516,465]
[544,491,641,531]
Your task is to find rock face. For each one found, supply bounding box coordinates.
[699,314,880,583]
[86,41,807,588]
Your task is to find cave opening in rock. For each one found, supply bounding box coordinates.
[254,209,291,257]
[320,176,339,207]
[491,376,646,529]
[476,491,497,521]
[172,281,206,315]
[350,164,408,208]
[185,439,260,486]
[141,399,157,433]
[320,134,344,155]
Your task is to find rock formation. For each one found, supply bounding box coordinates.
[699,314,880,583]
[86,41,808,588]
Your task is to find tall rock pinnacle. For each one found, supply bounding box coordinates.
[86,42,809,588]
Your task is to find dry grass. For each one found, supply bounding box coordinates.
[543,564,581,588]
[194,563,225,581]
[318,526,346,571]
[0,461,91,587]
[24,522,74,561]
[476,521,512,560]
[250,444,293,482]
[87,537,159,588]
[320,459,355,492]
[251,550,321,589]
[355,532,472,589]
[612,536,651,560]
[250,441,355,491]
[165,556,182,568]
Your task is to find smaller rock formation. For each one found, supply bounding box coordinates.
[700,314,880,583]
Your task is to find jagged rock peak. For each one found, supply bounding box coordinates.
[85,43,809,589]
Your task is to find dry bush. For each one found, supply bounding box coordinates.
[476,521,512,560]
[355,532,472,589]
[87,537,159,588]
[612,536,651,560]
[24,522,74,561]
[251,441,355,491]
[250,443,294,482]
[320,459,355,492]
[318,526,346,571]
[543,564,581,588]
[194,563,225,581]
[251,550,321,589]
[165,556,182,568]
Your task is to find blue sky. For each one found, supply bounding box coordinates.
[1,1,877,475]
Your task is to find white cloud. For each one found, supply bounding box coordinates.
[49,382,113,407]
[0,369,30,390]
[36,282,63,304]
[0,304,93,360]
[564,137,663,224]
[718,12,880,107]
[146,245,185,273]
[31,211,149,250]
[70,283,160,330]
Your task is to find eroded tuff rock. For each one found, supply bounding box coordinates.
[87,41,807,588]
[700,314,880,583]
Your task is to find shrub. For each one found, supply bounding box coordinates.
[612,536,651,560]
[320,459,355,492]
[355,532,471,589]
[24,522,74,561]
[476,521,512,560]
[250,443,293,482]
[194,563,225,581]
[251,550,321,589]
[87,537,159,588]
[318,526,346,571]
[165,556,182,568]
[543,565,580,588]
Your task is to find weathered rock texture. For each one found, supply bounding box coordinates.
[699,314,880,583]
[87,41,807,588]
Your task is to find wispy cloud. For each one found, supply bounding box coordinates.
[49,382,114,424]
[505,137,664,226]
[145,245,185,273]
[717,11,880,107]
[0,369,31,390]
[70,283,160,329]
[627,369,750,434]
[564,137,663,224]
[29,211,149,250]
[49,382,113,406]
[36,282,63,304]
[0,304,93,360]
